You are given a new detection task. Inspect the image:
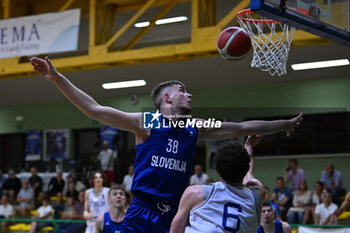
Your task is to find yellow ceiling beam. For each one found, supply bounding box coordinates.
[104,0,156,50]
[123,0,180,50]
[59,0,76,12]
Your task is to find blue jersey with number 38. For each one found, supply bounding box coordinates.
[132,122,198,208]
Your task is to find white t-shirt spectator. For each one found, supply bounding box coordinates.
[37,204,53,219]
[315,203,338,225]
[123,174,133,193]
[97,149,117,171]
[0,203,14,218]
[312,189,327,205]
[190,173,209,185]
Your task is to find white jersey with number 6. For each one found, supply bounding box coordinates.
[185,182,261,233]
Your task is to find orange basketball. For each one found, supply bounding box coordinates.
[217,26,252,60]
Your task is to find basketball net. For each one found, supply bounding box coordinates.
[237,9,295,76]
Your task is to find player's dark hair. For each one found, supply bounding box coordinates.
[262,202,273,208]
[151,80,185,109]
[109,184,126,196]
[215,142,250,183]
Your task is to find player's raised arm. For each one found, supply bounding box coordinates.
[198,113,303,140]
[243,135,265,199]
[30,57,142,134]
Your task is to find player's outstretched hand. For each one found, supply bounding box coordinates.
[30,56,60,81]
[244,135,264,155]
[285,112,303,137]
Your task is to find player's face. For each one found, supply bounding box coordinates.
[261,206,274,223]
[94,173,103,186]
[109,189,126,208]
[169,85,192,114]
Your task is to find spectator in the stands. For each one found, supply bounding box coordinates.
[315,191,338,225]
[28,167,43,198]
[303,181,327,224]
[270,177,293,220]
[189,164,209,185]
[60,197,75,219]
[320,163,346,206]
[29,196,53,233]
[284,159,306,190]
[2,169,21,204]
[0,169,7,195]
[53,192,66,219]
[0,194,14,233]
[57,191,86,233]
[66,182,78,201]
[47,171,66,197]
[15,179,34,218]
[287,180,312,224]
[97,141,117,185]
[122,165,134,193]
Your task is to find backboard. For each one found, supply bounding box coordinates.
[250,0,350,46]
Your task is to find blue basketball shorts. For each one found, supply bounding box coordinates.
[121,198,177,233]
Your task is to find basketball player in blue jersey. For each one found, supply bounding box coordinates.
[95,185,127,233]
[30,56,303,233]
[257,203,292,233]
[170,135,265,233]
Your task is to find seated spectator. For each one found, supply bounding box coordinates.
[0,195,14,233]
[320,163,346,206]
[0,169,7,195]
[122,165,134,193]
[284,159,306,190]
[257,203,292,233]
[270,177,293,220]
[53,192,66,219]
[265,186,282,220]
[29,197,53,233]
[60,197,75,219]
[65,182,78,201]
[47,171,65,197]
[303,181,327,224]
[57,191,86,233]
[15,179,34,218]
[189,164,209,185]
[287,180,312,224]
[28,167,43,198]
[315,191,338,225]
[2,169,21,204]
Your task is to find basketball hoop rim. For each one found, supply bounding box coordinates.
[237,9,278,24]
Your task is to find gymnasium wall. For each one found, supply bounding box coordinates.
[0,74,350,190]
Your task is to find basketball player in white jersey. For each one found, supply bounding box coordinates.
[84,172,110,233]
[170,135,265,233]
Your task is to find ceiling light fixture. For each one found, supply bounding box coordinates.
[134,16,188,28]
[102,80,147,90]
[291,59,350,71]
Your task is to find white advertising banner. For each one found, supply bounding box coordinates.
[299,227,350,233]
[0,9,80,59]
